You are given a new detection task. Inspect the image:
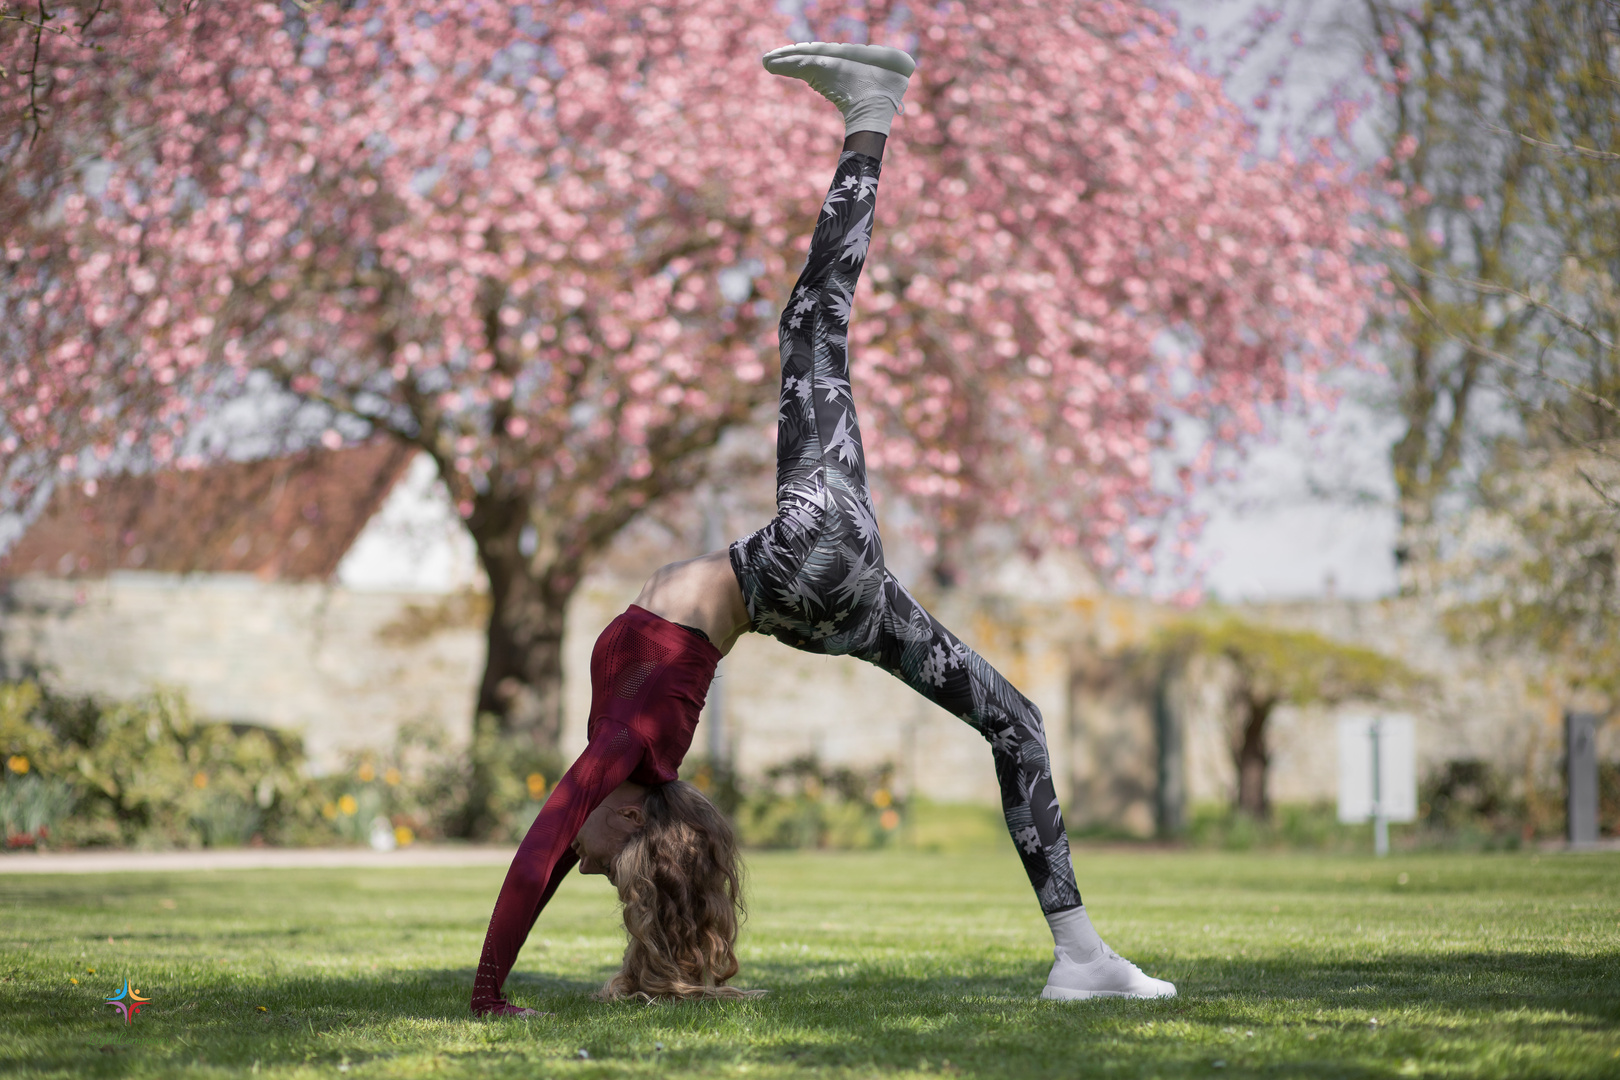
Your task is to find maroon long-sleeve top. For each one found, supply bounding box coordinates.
[469,604,720,1013]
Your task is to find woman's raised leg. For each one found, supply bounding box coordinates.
[729,142,892,655]
[737,43,1174,998]
[733,46,1084,915]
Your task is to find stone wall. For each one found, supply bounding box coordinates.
[2,570,1601,829]
[1235,598,1608,805]
[0,571,1072,805]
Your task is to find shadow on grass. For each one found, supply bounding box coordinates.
[4,951,1617,1078]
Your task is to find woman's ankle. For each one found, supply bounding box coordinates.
[842,130,886,160]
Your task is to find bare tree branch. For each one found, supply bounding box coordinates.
[1392,273,1620,426]
[1486,122,1620,164]
[1399,257,1619,353]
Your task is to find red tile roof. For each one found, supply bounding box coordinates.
[0,441,417,581]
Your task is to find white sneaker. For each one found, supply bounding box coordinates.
[1040,946,1177,1001]
[761,41,916,136]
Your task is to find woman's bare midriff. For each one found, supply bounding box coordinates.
[631,551,753,655]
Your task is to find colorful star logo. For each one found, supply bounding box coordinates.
[104,979,149,1023]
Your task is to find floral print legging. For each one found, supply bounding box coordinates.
[729,151,1083,915]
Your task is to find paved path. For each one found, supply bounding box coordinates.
[0,846,518,874]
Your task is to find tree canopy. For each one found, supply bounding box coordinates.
[4,0,1380,779]
[1155,616,1418,816]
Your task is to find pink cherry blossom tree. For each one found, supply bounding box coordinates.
[799,0,1375,583]
[3,0,1377,775]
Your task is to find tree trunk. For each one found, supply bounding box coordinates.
[437,495,588,838]
[1393,491,1439,595]
[1233,696,1275,819]
[468,498,580,752]
[477,567,569,749]
[1153,659,1186,837]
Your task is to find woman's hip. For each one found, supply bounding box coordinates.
[729,484,888,654]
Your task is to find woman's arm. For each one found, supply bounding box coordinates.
[469,723,645,1014]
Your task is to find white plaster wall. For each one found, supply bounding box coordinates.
[0,574,485,767]
[336,452,482,593]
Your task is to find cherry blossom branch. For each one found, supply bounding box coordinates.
[3,0,1377,587]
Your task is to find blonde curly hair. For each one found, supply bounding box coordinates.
[599,780,764,1000]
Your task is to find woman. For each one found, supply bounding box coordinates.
[471,41,1176,1014]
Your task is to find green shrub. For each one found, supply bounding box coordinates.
[1421,759,1512,832]
[684,754,908,851]
[1,681,325,849]
[0,678,583,849]
[189,791,263,848]
[0,773,76,848]
[432,714,564,842]
[0,680,578,849]
[1414,757,1574,848]
[1183,802,1404,852]
[733,754,904,850]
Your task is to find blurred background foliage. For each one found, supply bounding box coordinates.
[681,753,905,850]
[0,680,567,850]
[7,678,1610,855]
[729,754,904,851]
[0,680,905,852]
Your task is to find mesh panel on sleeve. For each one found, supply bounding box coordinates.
[600,619,676,699]
[589,725,635,773]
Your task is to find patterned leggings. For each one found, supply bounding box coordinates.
[729,151,1082,914]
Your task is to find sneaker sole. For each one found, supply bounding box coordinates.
[762,41,916,78]
[1040,985,1177,1001]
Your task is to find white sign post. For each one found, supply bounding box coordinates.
[1337,715,1416,856]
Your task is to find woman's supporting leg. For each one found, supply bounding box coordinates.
[856,586,1179,998]
[859,572,1084,911]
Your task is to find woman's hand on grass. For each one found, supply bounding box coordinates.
[472,1000,549,1018]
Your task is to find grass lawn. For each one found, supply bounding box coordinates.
[1,846,1617,1078]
